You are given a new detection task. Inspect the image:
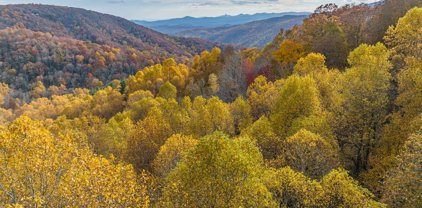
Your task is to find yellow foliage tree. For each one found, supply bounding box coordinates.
[152,134,198,178]
[0,116,150,207]
[160,132,275,207]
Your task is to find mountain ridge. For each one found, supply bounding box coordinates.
[0,4,215,59]
[177,15,308,48]
[134,12,310,34]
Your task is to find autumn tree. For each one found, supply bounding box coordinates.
[293,53,342,112]
[92,116,134,160]
[0,83,10,107]
[126,58,190,95]
[277,129,340,179]
[321,169,385,207]
[92,86,125,119]
[266,167,326,207]
[152,134,198,178]
[266,167,384,207]
[382,134,422,207]
[159,132,275,207]
[272,39,305,78]
[126,107,173,170]
[157,81,177,99]
[188,96,235,137]
[335,43,392,175]
[271,75,332,140]
[230,96,253,134]
[30,80,46,99]
[0,116,150,207]
[367,0,422,44]
[385,7,422,70]
[299,14,349,68]
[247,75,284,119]
[243,116,280,160]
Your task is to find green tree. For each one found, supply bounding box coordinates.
[271,75,331,140]
[157,81,177,99]
[160,132,275,207]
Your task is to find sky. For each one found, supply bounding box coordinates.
[0,0,379,20]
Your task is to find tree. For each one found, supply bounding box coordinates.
[0,116,150,207]
[321,169,385,207]
[230,96,253,134]
[206,73,220,96]
[92,86,125,119]
[299,14,349,68]
[30,80,46,99]
[272,39,305,78]
[157,81,177,99]
[152,134,198,178]
[188,96,235,137]
[126,107,173,170]
[335,43,392,175]
[266,167,385,208]
[293,53,328,77]
[205,97,235,135]
[0,83,10,107]
[247,75,284,119]
[125,58,190,95]
[92,116,134,160]
[59,153,150,208]
[382,134,422,207]
[385,7,422,70]
[277,129,340,179]
[266,167,326,208]
[243,116,280,160]
[270,75,332,140]
[159,132,275,207]
[367,0,422,44]
[293,53,342,112]
[383,57,422,153]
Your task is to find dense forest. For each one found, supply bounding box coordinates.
[0,0,421,207]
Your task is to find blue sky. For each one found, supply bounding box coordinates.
[0,0,379,20]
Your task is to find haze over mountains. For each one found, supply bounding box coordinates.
[177,15,308,48]
[134,12,310,48]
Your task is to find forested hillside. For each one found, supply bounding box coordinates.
[0,4,215,102]
[0,4,214,56]
[0,0,421,207]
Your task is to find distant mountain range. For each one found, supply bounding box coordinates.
[134,12,310,48]
[133,12,310,35]
[177,15,307,48]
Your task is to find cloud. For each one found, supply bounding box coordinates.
[108,0,125,3]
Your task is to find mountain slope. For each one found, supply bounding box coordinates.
[0,4,215,59]
[177,15,308,48]
[134,12,310,34]
[0,4,217,99]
